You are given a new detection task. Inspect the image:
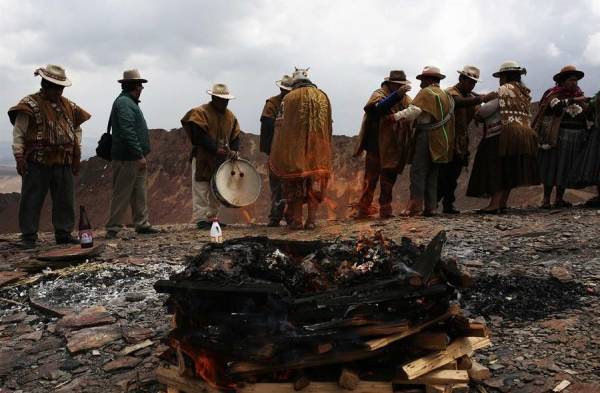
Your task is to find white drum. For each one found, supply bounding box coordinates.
[210,158,262,208]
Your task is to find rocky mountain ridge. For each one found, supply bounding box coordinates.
[0,127,595,234]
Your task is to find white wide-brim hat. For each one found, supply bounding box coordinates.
[207,83,235,100]
[492,61,527,78]
[276,75,293,91]
[457,65,481,82]
[34,64,72,87]
[118,69,148,83]
[416,65,446,80]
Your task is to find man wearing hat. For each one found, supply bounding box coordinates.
[533,65,590,209]
[390,66,455,216]
[106,69,158,238]
[438,66,497,214]
[181,83,241,229]
[353,70,413,219]
[8,64,91,247]
[269,67,333,229]
[260,75,293,227]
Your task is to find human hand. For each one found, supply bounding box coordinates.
[396,84,412,95]
[137,157,147,170]
[227,150,239,160]
[483,92,498,102]
[72,164,80,176]
[572,96,590,103]
[16,157,27,176]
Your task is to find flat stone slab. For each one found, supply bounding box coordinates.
[66,324,122,354]
[37,243,104,261]
[120,339,154,356]
[102,356,142,372]
[57,306,116,331]
[122,326,154,344]
[0,311,27,324]
[0,271,26,287]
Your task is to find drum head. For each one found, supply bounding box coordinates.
[211,158,262,207]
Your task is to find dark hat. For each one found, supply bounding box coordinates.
[553,65,584,83]
[384,70,411,85]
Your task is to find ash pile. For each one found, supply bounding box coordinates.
[154,232,492,391]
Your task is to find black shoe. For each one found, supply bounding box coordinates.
[443,206,460,214]
[20,238,37,249]
[135,226,160,234]
[56,234,79,245]
[105,230,119,239]
[476,208,500,215]
[267,219,281,227]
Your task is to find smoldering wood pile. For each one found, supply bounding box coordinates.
[154,232,492,393]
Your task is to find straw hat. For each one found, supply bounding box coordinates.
[276,75,293,90]
[492,61,527,78]
[457,65,481,82]
[383,70,411,85]
[416,66,446,80]
[207,83,235,100]
[553,65,584,83]
[118,69,148,83]
[34,65,72,87]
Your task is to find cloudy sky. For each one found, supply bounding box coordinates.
[2,0,600,144]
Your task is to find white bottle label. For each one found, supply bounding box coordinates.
[80,230,93,244]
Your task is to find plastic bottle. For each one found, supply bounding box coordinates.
[78,205,93,248]
[210,218,223,243]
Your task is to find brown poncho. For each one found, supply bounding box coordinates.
[411,85,455,163]
[497,82,537,157]
[181,103,241,181]
[8,91,91,165]
[446,85,477,159]
[269,85,332,179]
[354,87,413,172]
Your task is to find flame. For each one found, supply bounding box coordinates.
[195,350,219,388]
[172,339,235,389]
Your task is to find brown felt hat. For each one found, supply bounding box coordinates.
[384,70,411,85]
[553,65,584,83]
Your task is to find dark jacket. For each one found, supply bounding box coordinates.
[110,91,150,161]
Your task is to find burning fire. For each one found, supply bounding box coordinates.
[174,338,235,389]
[194,350,218,388]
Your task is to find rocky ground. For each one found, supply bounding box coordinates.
[0,206,599,393]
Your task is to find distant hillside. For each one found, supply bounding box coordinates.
[0,127,595,234]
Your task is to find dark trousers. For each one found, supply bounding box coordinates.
[437,157,464,209]
[268,167,285,221]
[19,161,74,240]
[358,150,397,212]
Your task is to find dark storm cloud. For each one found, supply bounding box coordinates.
[2,0,600,143]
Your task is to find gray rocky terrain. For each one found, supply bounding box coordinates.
[0,207,599,392]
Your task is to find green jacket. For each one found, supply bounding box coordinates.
[110,91,150,160]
